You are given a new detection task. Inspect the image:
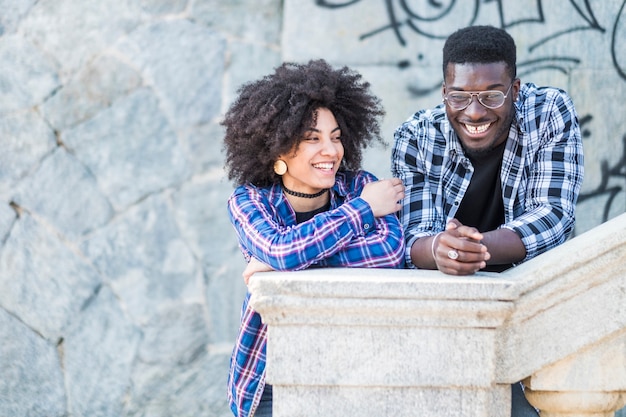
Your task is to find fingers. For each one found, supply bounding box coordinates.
[361,179,405,217]
[433,231,490,275]
[447,219,483,242]
[242,257,274,285]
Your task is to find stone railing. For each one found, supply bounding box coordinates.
[248,212,626,417]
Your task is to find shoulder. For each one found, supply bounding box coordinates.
[397,104,447,131]
[228,183,281,207]
[518,83,576,109]
[334,170,377,194]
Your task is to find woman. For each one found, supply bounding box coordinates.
[223,59,405,417]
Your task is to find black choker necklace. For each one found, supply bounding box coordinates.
[281,184,329,199]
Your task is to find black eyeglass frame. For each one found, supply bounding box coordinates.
[443,82,515,111]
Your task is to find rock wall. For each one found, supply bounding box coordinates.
[0,1,624,416]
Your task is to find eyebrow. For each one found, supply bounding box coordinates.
[449,83,506,91]
[307,126,341,133]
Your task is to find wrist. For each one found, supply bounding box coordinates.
[430,232,444,265]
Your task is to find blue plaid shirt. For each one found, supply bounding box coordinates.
[227,170,405,417]
[392,83,584,267]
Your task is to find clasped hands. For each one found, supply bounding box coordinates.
[431,219,491,275]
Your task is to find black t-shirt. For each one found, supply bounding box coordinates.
[456,141,511,272]
[295,200,331,224]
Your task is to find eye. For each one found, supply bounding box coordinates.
[447,93,469,102]
[482,92,503,100]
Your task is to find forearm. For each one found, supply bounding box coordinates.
[409,234,438,269]
[481,228,526,265]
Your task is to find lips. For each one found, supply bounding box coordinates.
[464,123,491,134]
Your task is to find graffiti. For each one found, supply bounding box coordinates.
[315,0,626,82]
[315,0,626,226]
[577,131,626,225]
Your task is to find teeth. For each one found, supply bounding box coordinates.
[465,123,491,134]
[313,163,333,169]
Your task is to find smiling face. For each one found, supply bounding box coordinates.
[443,62,519,157]
[278,107,344,194]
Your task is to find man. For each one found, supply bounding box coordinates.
[391,25,584,416]
[392,25,584,275]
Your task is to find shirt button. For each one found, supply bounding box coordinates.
[364,223,370,230]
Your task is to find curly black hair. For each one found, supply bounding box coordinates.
[442,25,517,81]
[222,59,385,187]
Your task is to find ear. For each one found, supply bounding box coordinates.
[513,78,521,101]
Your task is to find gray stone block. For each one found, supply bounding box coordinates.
[62,88,190,210]
[63,285,141,417]
[137,302,209,365]
[0,203,16,242]
[125,348,232,417]
[41,53,142,130]
[171,177,247,343]
[0,213,102,341]
[20,0,141,78]
[81,194,203,322]
[0,34,59,113]
[138,0,188,15]
[225,41,282,107]
[0,0,36,35]
[11,147,114,239]
[178,122,225,174]
[114,20,226,129]
[193,0,282,45]
[0,308,65,417]
[0,110,56,198]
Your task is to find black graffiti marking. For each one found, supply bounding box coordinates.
[317,0,626,82]
[517,57,582,79]
[315,0,361,8]
[357,0,480,46]
[576,126,626,225]
[611,0,626,80]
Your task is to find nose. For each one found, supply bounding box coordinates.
[463,95,488,118]
[320,137,340,156]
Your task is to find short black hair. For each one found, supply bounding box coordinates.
[222,59,385,187]
[442,25,517,80]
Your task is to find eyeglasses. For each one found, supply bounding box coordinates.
[443,82,514,110]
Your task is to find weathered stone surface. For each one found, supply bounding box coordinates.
[0,308,66,417]
[193,0,282,45]
[138,0,188,15]
[81,194,202,322]
[0,203,16,241]
[137,302,209,365]
[20,0,141,79]
[11,147,114,238]
[0,34,59,113]
[0,110,57,198]
[225,40,282,106]
[0,0,35,35]
[0,213,102,341]
[63,285,140,417]
[125,348,232,417]
[171,175,247,343]
[62,88,190,210]
[179,122,225,174]
[114,20,225,129]
[41,53,142,130]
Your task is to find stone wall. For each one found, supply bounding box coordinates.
[0,1,624,416]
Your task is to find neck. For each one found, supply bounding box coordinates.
[281,183,329,199]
